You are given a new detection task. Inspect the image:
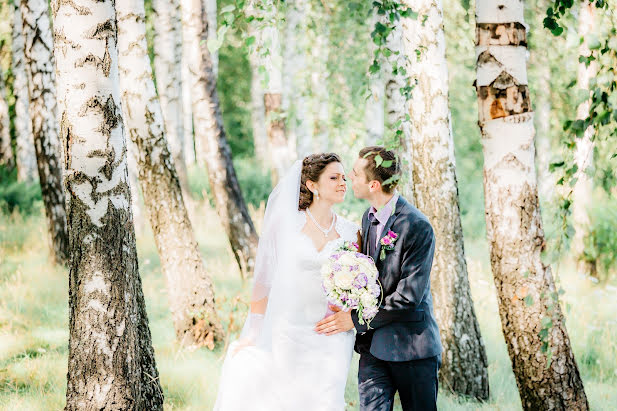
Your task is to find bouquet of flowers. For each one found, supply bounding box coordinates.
[321,241,382,327]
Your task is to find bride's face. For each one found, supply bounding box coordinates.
[310,162,347,205]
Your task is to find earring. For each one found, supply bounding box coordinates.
[314,189,319,200]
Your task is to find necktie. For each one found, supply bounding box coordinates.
[367,214,379,258]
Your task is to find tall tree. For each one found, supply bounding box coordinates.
[474,0,588,409]
[152,0,189,190]
[309,2,330,152]
[117,0,224,347]
[364,9,386,146]
[181,0,259,274]
[400,0,489,399]
[204,0,218,77]
[0,70,13,168]
[11,3,37,181]
[248,37,269,164]
[257,0,295,184]
[20,0,69,265]
[181,50,196,166]
[571,2,597,276]
[282,0,312,159]
[51,0,164,408]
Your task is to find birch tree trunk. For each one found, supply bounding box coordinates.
[260,2,295,184]
[282,0,312,159]
[401,0,488,399]
[181,58,196,166]
[153,0,189,191]
[20,0,69,265]
[11,3,37,181]
[181,0,259,274]
[51,0,164,408]
[204,0,217,77]
[365,10,385,146]
[309,5,330,152]
[534,61,554,203]
[0,71,13,168]
[474,1,588,408]
[117,0,224,348]
[572,2,596,276]
[248,39,269,164]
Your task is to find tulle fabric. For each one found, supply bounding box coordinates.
[214,161,358,410]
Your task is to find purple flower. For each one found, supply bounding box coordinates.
[349,264,359,272]
[353,273,368,288]
[348,298,359,309]
[369,283,380,297]
[332,263,342,272]
[362,306,378,319]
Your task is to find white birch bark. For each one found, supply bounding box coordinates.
[0,71,12,168]
[11,3,37,181]
[534,58,554,204]
[204,0,218,77]
[309,7,330,152]
[20,0,69,265]
[181,56,196,165]
[365,9,385,146]
[401,0,488,399]
[248,34,269,164]
[117,0,223,347]
[153,0,188,189]
[572,2,596,275]
[181,0,259,274]
[259,0,295,183]
[474,1,588,408]
[51,0,164,407]
[282,0,312,158]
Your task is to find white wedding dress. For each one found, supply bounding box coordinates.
[214,161,359,411]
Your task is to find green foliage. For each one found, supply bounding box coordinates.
[187,157,272,208]
[218,33,254,156]
[544,1,607,36]
[581,192,617,281]
[0,166,41,215]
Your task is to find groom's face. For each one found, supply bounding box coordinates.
[350,158,371,200]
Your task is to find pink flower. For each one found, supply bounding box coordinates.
[387,230,398,239]
[351,242,360,251]
[381,236,392,246]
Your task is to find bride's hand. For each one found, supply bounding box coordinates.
[329,304,341,313]
[231,339,254,356]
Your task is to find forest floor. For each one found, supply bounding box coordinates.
[0,198,616,410]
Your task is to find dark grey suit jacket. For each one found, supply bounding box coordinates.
[351,196,442,362]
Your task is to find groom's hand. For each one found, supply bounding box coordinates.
[314,307,354,336]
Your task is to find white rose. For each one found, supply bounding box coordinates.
[338,253,356,268]
[334,271,355,290]
[323,276,334,290]
[361,292,376,308]
[321,264,331,277]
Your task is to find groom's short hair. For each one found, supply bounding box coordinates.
[358,146,400,194]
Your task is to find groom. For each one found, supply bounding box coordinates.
[315,146,442,410]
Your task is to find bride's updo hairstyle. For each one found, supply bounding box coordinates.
[299,153,342,210]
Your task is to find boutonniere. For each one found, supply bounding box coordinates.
[379,230,398,261]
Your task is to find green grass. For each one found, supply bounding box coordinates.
[0,201,616,410]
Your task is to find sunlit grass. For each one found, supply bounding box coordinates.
[0,201,615,410]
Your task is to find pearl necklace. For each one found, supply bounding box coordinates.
[306,208,336,238]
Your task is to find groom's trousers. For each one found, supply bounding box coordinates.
[358,352,439,411]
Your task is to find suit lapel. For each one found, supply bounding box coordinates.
[371,197,404,262]
[362,212,370,255]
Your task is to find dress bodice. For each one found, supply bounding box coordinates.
[292,213,361,324]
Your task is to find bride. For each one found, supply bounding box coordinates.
[214,153,361,410]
